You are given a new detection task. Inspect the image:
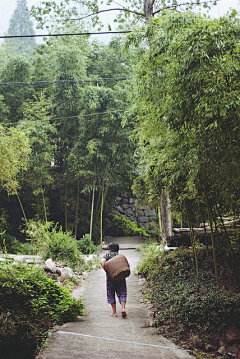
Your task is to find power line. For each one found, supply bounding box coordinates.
[4,109,129,126]
[0,77,133,87]
[0,31,132,39]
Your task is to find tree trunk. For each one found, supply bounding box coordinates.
[89,179,95,242]
[16,192,27,223]
[161,191,172,239]
[144,0,154,22]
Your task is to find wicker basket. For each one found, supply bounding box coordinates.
[104,254,130,281]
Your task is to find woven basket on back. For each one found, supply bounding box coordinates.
[104,254,130,281]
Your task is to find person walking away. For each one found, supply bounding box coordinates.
[101,243,128,318]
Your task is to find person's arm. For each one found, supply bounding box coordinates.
[101,257,106,269]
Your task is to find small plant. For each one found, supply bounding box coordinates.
[77,234,97,254]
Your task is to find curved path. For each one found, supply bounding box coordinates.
[36,237,195,359]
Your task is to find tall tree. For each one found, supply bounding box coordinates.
[31,0,219,28]
[4,0,36,55]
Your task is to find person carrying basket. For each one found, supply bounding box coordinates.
[101,243,130,318]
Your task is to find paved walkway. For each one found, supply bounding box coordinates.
[36,237,195,359]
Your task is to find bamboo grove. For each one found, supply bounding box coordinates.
[129,11,240,286]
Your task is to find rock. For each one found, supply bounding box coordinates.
[136,210,144,217]
[218,346,226,355]
[116,196,122,202]
[136,204,145,210]
[55,268,62,276]
[121,203,129,209]
[45,258,56,269]
[116,206,125,214]
[138,216,149,223]
[121,197,129,204]
[84,254,97,262]
[125,208,135,217]
[129,203,135,208]
[144,209,156,216]
[227,327,240,344]
[43,265,54,273]
[129,198,135,204]
[60,267,74,282]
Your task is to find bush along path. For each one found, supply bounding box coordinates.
[0,264,85,359]
[35,238,195,359]
[137,244,240,359]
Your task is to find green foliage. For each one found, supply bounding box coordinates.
[111,214,150,236]
[77,233,97,254]
[0,124,31,194]
[0,232,32,254]
[130,11,240,260]
[137,244,240,349]
[0,263,84,354]
[24,221,83,269]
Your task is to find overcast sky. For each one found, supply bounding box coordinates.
[0,0,239,42]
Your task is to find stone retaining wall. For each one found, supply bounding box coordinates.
[113,194,156,229]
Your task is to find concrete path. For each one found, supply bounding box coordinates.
[36,237,195,359]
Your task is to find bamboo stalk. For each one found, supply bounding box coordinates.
[16,192,27,223]
[158,203,162,238]
[42,190,47,223]
[89,179,95,242]
[204,184,219,289]
[75,178,80,237]
[188,212,199,279]
[100,187,104,245]
[200,205,209,258]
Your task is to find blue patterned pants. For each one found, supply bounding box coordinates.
[106,274,127,304]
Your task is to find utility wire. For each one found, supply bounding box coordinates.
[0,77,133,87]
[3,109,129,126]
[0,31,132,39]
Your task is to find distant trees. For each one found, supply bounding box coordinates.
[3,0,36,55]
[0,31,136,243]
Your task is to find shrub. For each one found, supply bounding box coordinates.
[111,214,150,237]
[137,244,240,349]
[0,263,84,356]
[24,221,83,269]
[0,232,32,255]
[77,234,97,254]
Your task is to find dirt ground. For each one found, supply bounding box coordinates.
[36,237,196,359]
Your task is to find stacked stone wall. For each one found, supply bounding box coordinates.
[113,194,156,229]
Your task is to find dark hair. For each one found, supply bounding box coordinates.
[107,243,119,252]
